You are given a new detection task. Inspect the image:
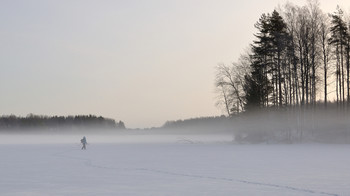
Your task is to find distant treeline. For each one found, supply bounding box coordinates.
[160,102,350,143]
[163,116,227,128]
[162,116,234,133]
[0,114,126,131]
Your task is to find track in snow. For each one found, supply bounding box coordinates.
[53,147,339,196]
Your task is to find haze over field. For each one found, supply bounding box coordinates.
[1,0,350,128]
[2,1,350,195]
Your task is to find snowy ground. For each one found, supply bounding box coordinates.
[0,134,349,196]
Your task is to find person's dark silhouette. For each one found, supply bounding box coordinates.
[81,136,87,150]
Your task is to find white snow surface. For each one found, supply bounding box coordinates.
[0,134,349,196]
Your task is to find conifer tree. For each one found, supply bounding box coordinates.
[329,6,349,107]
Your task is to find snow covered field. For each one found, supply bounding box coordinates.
[1,134,349,196]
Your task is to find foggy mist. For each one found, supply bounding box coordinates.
[1,109,349,196]
[0,131,233,145]
[1,106,349,145]
[2,0,350,195]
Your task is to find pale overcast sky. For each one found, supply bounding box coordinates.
[1,0,349,128]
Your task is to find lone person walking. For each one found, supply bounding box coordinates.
[81,136,87,150]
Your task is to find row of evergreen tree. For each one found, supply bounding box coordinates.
[162,116,229,129]
[0,114,126,131]
[216,1,350,115]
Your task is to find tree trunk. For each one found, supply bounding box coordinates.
[278,50,283,107]
[322,40,327,108]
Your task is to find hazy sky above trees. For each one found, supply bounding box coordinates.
[1,0,349,128]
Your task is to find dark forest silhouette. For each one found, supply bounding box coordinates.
[0,114,125,131]
[212,1,350,143]
[216,2,350,113]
